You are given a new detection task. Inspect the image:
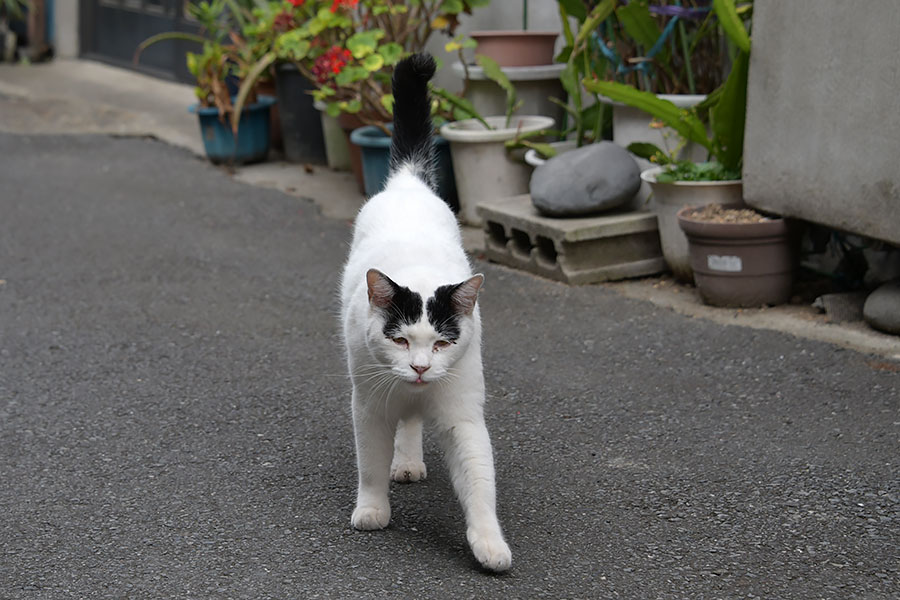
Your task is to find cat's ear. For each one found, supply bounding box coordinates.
[366,269,396,309]
[451,274,484,315]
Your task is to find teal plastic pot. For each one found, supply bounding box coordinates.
[349,125,459,212]
[190,96,276,165]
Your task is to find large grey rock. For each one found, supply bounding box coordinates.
[529,141,641,217]
[863,280,900,335]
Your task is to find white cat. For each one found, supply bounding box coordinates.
[339,54,511,572]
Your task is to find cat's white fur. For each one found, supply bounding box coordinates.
[340,167,511,572]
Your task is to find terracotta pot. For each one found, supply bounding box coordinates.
[338,112,367,194]
[677,204,795,308]
[470,31,558,67]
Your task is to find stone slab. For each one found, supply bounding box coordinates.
[477,195,666,284]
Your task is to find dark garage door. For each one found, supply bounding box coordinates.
[80,0,201,83]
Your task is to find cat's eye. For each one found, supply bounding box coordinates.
[392,337,409,348]
[433,340,451,351]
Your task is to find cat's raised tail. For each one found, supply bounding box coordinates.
[389,53,437,190]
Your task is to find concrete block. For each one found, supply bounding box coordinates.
[477,195,666,284]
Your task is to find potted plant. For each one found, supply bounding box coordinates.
[584,0,752,281]
[571,0,751,175]
[134,0,277,165]
[436,54,555,226]
[236,0,489,199]
[677,204,795,308]
[518,0,618,168]
[0,0,28,62]
[470,0,558,67]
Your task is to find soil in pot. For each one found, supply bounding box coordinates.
[678,204,795,308]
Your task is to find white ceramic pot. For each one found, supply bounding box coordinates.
[641,166,744,282]
[441,115,555,225]
[313,100,351,171]
[523,140,579,168]
[604,94,707,210]
[451,62,566,128]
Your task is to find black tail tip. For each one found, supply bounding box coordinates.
[393,53,437,86]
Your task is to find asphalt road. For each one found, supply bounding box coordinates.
[1,133,897,599]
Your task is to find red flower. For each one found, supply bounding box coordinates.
[288,0,305,6]
[273,11,293,31]
[330,0,359,13]
[312,46,353,83]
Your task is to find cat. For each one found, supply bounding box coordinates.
[339,53,511,572]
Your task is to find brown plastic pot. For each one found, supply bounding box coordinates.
[677,204,795,308]
[470,31,558,67]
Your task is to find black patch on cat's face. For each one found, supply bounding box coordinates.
[380,282,423,338]
[426,284,463,342]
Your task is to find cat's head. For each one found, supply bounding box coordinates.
[364,268,483,387]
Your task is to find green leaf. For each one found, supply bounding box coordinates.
[347,31,384,59]
[381,94,395,114]
[710,50,749,171]
[713,0,751,53]
[335,66,369,86]
[583,79,711,150]
[378,42,404,66]
[441,0,464,14]
[326,102,341,117]
[575,0,616,48]
[363,54,384,72]
[475,54,517,120]
[626,142,670,164]
[558,0,587,22]
[134,31,207,64]
[617,1,664,50]
[231,51,277,133]
[429,84,490,129]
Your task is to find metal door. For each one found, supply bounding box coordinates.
[80,0,200,83]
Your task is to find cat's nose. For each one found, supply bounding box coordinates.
[411,364,430,375]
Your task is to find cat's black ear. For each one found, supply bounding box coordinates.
[366,269,396,309]
[451,274,484,315]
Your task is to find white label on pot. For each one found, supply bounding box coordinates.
[708,255,743,272]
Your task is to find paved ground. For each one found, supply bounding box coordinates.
[1,133,898,598]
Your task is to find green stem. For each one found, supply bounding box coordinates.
[677,19,696,95]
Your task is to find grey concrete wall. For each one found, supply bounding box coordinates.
[743,0,900,245]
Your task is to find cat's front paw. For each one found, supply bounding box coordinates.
[351,504,391,530]
[467,529,512,572]
[390,460,427,483]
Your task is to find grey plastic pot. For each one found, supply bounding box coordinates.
[641,166,744,282]
[440,115,555,225]
[677,204,794,308]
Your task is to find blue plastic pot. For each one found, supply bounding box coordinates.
[349,124,459,212]
[190,96,276,165]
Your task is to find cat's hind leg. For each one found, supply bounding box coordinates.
[391,415,427,483]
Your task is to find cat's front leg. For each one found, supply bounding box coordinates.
[391,415,427,483]
[439,415,512,572]
[350,389,396,530]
